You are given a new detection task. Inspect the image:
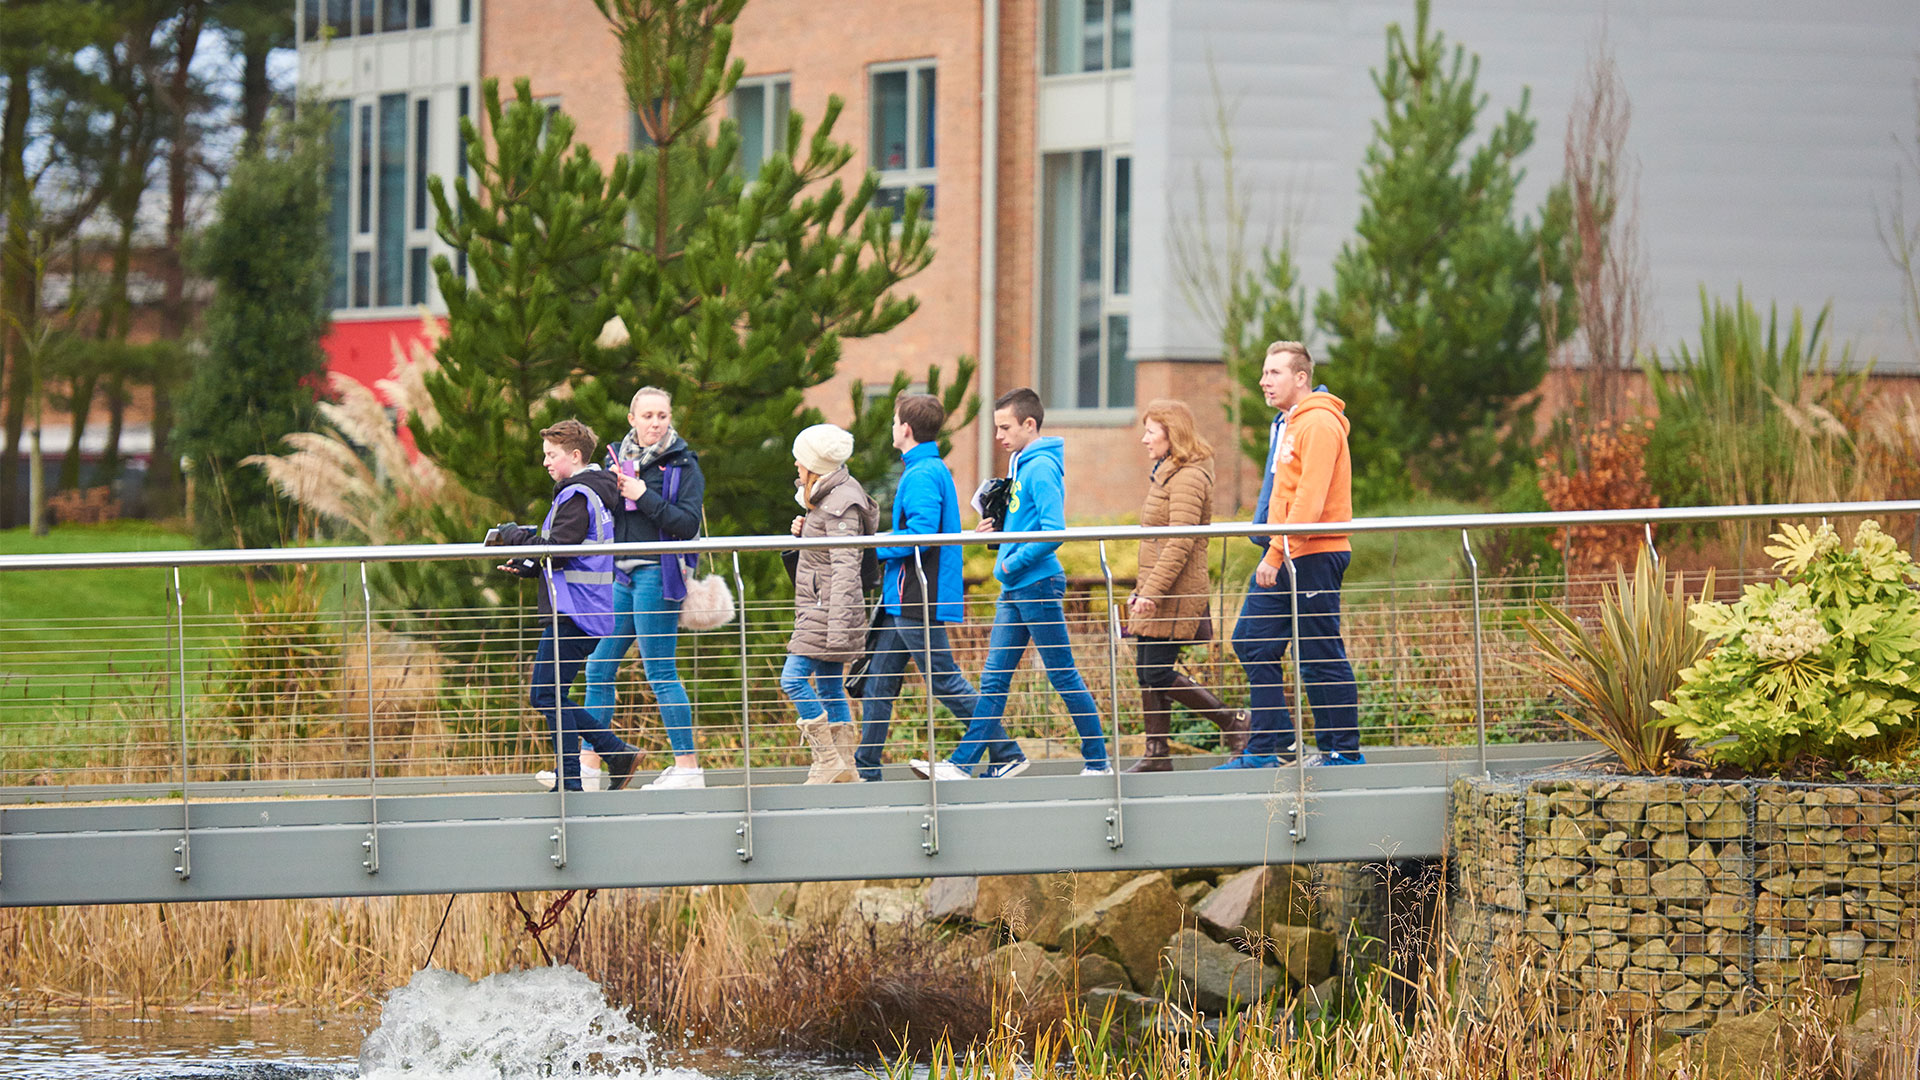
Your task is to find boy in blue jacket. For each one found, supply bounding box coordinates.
[911,387,1111,779]
[857,395,1021,781]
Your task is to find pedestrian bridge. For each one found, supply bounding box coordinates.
[1,501,1909,907]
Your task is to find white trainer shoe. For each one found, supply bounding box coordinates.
[535,765,607,791]
[1080,764,1115,776]
[909,758,972,781]
[641,765,706,790]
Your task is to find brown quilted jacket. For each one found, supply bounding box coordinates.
[788,467,880,661]
[1128,456,1215,641]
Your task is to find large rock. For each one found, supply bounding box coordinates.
[925,876,980,922]
[974,875,1071,944]
[984,941,1067,1000]
[1061,873,1186,991]
[1194,864,1315,944]
[846,885,923,926]
[1687,1009,1785,1079]
[1164,927,1284,1012]
[743,881,797,919]
[1076,953,1132,993]
[1268,923,1338,986]
[792,879,866,926]
[1854,958,1918,1016]
[1084,987,1184,1037]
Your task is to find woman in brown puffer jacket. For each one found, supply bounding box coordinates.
[1125,400,1249,772]
[782,424,880,783]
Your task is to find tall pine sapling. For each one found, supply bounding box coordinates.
[1315,0,1573,503]
[176,103,333,548]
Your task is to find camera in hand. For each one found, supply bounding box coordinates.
[483,523,520,547]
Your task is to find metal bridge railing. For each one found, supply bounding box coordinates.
[2,501,1914,811]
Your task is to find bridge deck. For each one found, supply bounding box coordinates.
[0,742,1594,906]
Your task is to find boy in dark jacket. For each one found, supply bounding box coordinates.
[493,420,637,792]
[855,395,1019,781]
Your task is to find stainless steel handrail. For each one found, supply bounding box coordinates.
[2,501,1913,572]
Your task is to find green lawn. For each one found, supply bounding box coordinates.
[0,522,262,730]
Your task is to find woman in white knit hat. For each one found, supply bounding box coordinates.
[782,423,879,783]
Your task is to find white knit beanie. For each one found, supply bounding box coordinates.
[793,424,855,475]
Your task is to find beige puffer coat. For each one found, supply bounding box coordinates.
[788,467,880,661]
[1128,456,1215,642]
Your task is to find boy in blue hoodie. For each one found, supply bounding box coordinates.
[911,388,1111,779]
[856,395,1022,781]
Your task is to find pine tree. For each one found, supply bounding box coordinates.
[176,104,333,547]
[1315,0,1573,503]
[423,0,948,546]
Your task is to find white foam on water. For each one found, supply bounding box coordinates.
[358,966,693,1080]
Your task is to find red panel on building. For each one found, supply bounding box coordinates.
[320,317,444,403]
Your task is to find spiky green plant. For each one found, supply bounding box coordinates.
[1521,552,1713,773]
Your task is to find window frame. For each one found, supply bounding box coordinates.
[868,59,938,220]
[1037,146,1133,415]
[1042,0,1133,77]
[731,74,793,179]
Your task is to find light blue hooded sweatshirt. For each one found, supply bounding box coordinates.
[994,435,1068,591]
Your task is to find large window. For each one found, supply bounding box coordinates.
[1044,0,1132,75]
[303,0,436,41]
[869,61,936,219]
[1040,149,1131,411]
[732,76,791,179]
[322,90,455,312]
[376,93,407,307]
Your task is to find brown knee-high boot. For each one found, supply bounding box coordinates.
[1126,687,1174,773]
[1163,673,1250,753]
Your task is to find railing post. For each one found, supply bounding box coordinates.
[1643,523,1660,570]
[543,559,567,870]
[360,562,380,875]
[1461,531,1488,778]
[913,549,939,856]
[1097,541,1124,850]
[1282,537,1307,845]
[732,550,753,863]
[171,567,191,880]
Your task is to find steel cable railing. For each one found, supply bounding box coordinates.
[1,501,1915,798]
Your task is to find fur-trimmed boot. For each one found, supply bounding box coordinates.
[830,722,860,779]
[1125,688,1174,773]
[798,718,855,784]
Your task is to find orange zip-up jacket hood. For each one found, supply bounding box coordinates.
[1260,390,1353,567]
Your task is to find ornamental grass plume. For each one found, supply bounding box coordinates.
[244,314,481,544]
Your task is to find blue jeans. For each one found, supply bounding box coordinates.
[781,653,849,725]
[856,613,1012,781]
[961,574,1107,770]
[584,564,696,756]
[528,615,607,791]
[1230,550,1359,757]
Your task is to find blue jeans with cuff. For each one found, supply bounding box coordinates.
[958,574,1108,770]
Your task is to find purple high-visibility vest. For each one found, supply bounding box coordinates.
[539,482,616,637]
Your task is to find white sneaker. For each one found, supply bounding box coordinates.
[909,758,971,781]
[1080,764,1115,776]
[535,765,607,791]
[641,765,706,790]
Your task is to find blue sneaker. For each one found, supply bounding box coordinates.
[1305,751,1367,766]
[1212,753,1284,770]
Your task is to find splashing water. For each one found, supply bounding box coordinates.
[358,966,666,1080]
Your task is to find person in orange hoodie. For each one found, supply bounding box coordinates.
[1219,341,1363,768]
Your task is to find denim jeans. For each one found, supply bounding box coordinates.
[781,653,850,726]
[1230,550,1359,757]
[528,615,606,791]
[856,613,1012,781]
[960,574,1107,769]
[584,564,696,756]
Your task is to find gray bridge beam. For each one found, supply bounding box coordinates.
[0,744,1590,906]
